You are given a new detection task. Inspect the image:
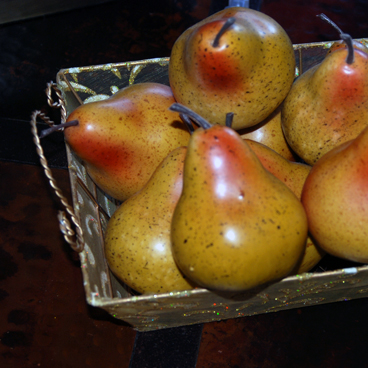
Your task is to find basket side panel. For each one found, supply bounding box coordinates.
[99,266,368,331]
[58,41,368,331]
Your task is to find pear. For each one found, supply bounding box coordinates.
[169,104,308,292]
[282,14,368,165]
[104,146,196,294]
[64,82,190,201]
[301,125,368,263]
[245,139,325,273]
[169,7,295,130]
[239,106,297,161]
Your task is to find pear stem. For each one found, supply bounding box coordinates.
[179,113,195,134]
[317,13,354,64]
[225,113,234,127]
[39,119,79,138]
[213,17,236,48]
[169,103,212,130]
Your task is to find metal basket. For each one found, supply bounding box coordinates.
[33,39,368,331]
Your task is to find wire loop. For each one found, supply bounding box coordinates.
[30,82,84,253]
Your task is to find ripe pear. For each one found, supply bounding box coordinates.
[64,83,190,201]
[104,146,196,294]
[301,125,368,263]
[169,7,296,130]
[245,139,325,273]
[169,104,308,293]
[282,14,368,165]
[239,106,297,161]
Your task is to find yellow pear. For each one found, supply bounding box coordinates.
[169,7,295,130]
[104,147,196,294]
[245,139,325,273]
[169,103,308,293]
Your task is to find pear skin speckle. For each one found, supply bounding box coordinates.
[169,8,295,130]
[245,139,325,273]
[282,46,368,165]
[171,126,308,292]
[104,147,196,294]
[65,83,191,201]
[301,126,368,263]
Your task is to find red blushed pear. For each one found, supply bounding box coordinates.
[63,83,190,201]
[169,7,295,130]
[301,125,368,263]
[169,103,308,293]
[282,14,368,165]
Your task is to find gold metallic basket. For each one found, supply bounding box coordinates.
[33,39,368,332]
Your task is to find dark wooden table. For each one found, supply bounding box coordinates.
[1,1,368,367]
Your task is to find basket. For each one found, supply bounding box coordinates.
[34,39,368,332]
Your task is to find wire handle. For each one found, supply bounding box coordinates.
[30,82,84,253]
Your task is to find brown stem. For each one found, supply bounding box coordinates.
[225,113,234,128]
[317,13,354,64]
[213,17,236,48]
[179,113,195,134]
[317,13,343,34]
[169,103,212,130]
[39,119,79,138]
[339,34,355,64]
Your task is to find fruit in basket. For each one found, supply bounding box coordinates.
[239,106,296,161]
[168,7,296,130]
[169,104,308,292]
[245,139,325,273]
[64,82,190,201]
[104,146,196,294]
[301,125,368,263]
[282,14,368,165]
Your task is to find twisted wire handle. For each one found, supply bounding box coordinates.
[30,82,84,252]
[46,81,67,121]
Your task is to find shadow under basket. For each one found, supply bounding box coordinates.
[55,38,368,332]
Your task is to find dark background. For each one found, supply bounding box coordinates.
[1,1,368,367]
